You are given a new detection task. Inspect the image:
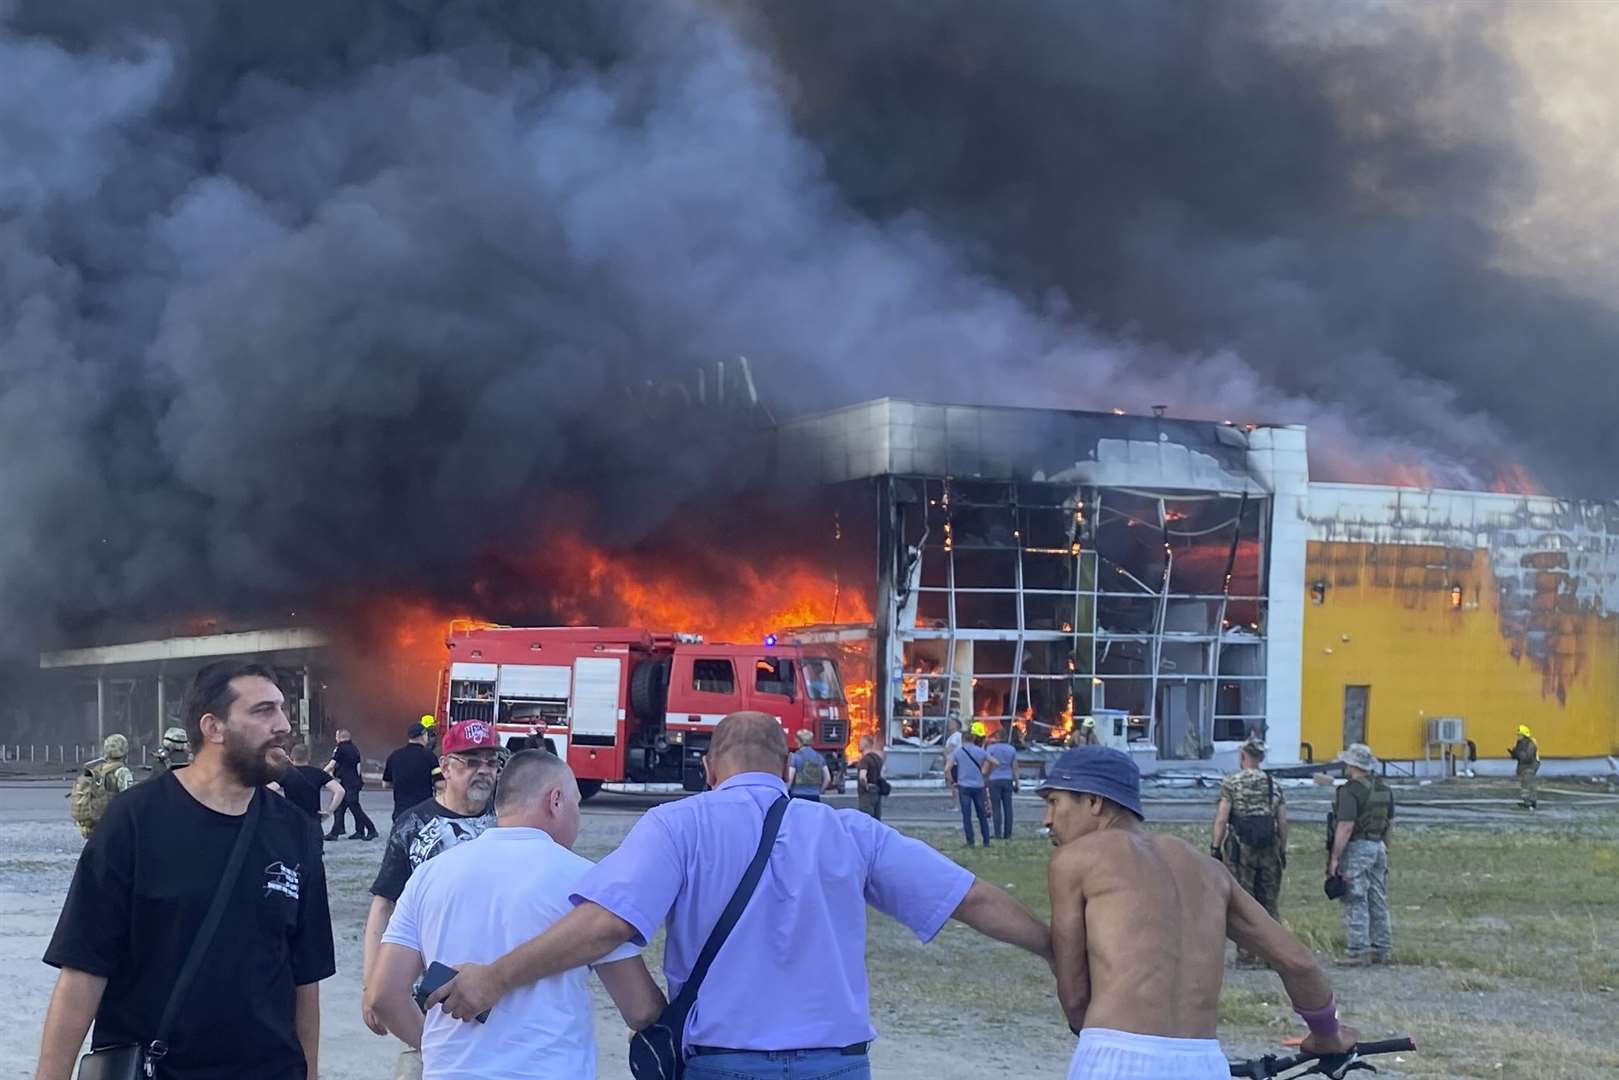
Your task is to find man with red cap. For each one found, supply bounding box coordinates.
[361,721,502,1078]
[1040,746,1356,1079]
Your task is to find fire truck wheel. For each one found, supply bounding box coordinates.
[576,779,603,802]
[629,659,669,720]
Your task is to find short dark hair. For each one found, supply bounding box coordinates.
[407,722,426,740]
[183,660,279,750]
[494,750,572,816]
[290,743,311,764]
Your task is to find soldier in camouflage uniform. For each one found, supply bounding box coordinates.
[1211,737,1287,965]
[1508,724,1539,810]
[147,726,191,778]
[68,733,135,838]
[1328,743,1394,965]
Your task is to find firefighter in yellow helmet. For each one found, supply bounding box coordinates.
[419,712,440,756]
[1508,724,1540,810]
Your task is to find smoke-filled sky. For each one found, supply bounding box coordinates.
[3,0,1618,649]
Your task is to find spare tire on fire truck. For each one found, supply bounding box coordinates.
[629,657,670,723]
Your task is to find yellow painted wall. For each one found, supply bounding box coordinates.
[1301,541,1619,760]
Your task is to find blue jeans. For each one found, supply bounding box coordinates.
[988,779,1015,838]
[684,1048,871,1080]
[958,785,990,845]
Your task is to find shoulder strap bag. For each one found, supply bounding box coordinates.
[77,791,263,1080]
[629,794,789,1080]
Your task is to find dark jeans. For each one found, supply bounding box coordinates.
[685,1049,870,1080]
[790,791,822,802]
[988,779,1015,838]
[958,786,990,846]
[328,783,376,838]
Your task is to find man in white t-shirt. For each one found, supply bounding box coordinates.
[365,750,665,1079]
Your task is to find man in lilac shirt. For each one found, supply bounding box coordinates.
[428,711,1052,1079]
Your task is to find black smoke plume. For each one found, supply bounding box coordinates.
[0,0,1608,652]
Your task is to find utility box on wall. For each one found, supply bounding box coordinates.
[1426,716,1465,745]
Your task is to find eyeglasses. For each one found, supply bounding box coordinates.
[447,754,500,772]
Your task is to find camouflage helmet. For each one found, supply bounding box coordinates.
[102,733,129,759]
[162,727,189,749]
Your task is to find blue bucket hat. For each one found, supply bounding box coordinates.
[1038,746,1144,819]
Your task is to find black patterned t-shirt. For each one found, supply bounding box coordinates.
[369,797,495,902]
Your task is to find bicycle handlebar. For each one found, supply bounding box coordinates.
[1228,1037,1416,1078]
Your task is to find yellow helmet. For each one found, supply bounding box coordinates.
[420,714,437,728]
[1517,724,1532,737]
[970,721,987,737]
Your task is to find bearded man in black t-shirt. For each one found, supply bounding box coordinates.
[36,660,335,1080]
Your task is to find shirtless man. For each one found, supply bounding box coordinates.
[1040,747,1357,1079]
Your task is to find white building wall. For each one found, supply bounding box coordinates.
[1248,427,1310,764]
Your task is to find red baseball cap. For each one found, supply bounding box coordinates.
[441,720,501,755]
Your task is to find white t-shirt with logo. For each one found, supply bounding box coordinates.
[382,827,640,1080]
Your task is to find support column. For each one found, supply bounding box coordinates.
[873,476,899,747]
[96,676,105,742]
[155,676,165,742]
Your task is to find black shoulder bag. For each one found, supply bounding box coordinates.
[78,791,263,1080]
[629,794,789,1080]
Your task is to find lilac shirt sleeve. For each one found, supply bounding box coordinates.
[570,810,686,946]
[855,815,975,943]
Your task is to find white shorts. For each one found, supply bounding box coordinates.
[1068,1028,1229,1080]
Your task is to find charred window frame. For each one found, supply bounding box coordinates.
[889,477,1269,758]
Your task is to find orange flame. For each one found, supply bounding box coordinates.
[333,534,876,737]
[538,534,871,644]
[1489,463,1542,496]
[843,679,875,761]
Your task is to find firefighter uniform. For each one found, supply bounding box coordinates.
[1509,725,1540,810]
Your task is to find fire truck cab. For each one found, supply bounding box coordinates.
[436,626,851,799]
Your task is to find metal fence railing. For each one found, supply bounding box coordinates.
[0,744,164,766]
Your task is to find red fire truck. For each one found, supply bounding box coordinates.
[434,625,852,799]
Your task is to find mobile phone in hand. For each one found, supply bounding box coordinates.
[413,962,491,1023]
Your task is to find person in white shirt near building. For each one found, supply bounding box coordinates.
[364,750,665,1079]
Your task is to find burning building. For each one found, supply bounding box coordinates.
[773,400,1619,774]
[774,399,1308,772]
[25,397,1619,776]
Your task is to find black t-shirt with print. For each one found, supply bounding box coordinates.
[279,765,333,818]
[381,743,438,818]
[44,774,335,1080]
[329,740,363,788]
[369,796,495,902]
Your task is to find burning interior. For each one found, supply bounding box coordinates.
[775,399,1307,770]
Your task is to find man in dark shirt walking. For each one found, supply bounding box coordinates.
[325,726,378,841]
[381,722,439,822]
[275,744,345,822]
[35,660,335,1080]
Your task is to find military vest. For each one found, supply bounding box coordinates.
[1343,776,1394,840]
